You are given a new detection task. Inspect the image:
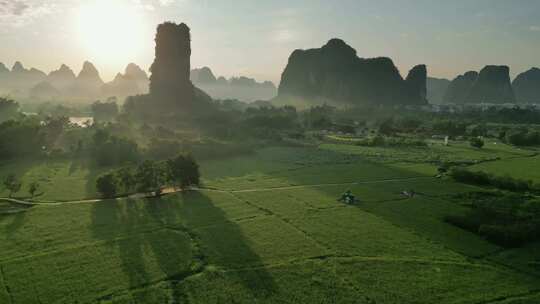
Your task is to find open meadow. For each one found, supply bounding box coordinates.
[1,143,540,303]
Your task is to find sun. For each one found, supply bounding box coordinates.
[76,1,148,65]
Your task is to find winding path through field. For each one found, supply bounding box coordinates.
[0,176,434,207]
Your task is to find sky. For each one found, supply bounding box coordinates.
[0,0,539,84]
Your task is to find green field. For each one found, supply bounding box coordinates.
[1,145,540,303]
[470,155,540,184]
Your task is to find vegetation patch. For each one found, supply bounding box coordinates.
[445,193,540,247]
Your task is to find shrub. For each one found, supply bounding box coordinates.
[167,154,200,189]
[3,174,22,198]
[469,137,484,149]
[96,174,118,198]
[449,168,534,193]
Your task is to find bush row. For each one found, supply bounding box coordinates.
[449,168,535,192]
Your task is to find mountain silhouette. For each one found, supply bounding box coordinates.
[444,66,516,104]
[512,67,540,104]
[278,38,427,105]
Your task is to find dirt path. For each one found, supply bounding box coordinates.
[0,176,433,207]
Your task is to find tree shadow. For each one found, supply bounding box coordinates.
[3,210,27,238]
[147,191,278,300]
[90,189,278,301]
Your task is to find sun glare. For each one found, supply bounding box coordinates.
[76,1,148,65]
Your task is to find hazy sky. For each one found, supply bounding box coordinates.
[1,0,539,84]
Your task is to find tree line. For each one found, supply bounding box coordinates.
[96,153,200,198]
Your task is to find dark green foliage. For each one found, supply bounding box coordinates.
[146,138,183,160]
[96,173,118,198]
[0,118,45,159]
[4,174,22,197]
[0,98,20,122]
[136,160,167,196]
[504,129,540,146]
[167,154,200,189]
[450,168,533,192]
[28,182,40,198]
[469,137,485,149]
[91,99,119,123]
[41,116,70,150]
[445,194,540,247]
[355,136,427,148]
[431,120,467,137]
[378,118,396,135]
[115,167,137,193]
[243,106,298,131]
[467,124,488,137]
[92,129,140,166]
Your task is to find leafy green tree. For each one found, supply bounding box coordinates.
[28,182,40,198]
[4,174,22,198]
[91,99,119,123]
[136,160,167,196]
[0,98,20,123]
[96,173,118,198]
[167,154,201,189]
[116,167,137,193]
[470,137,485,149]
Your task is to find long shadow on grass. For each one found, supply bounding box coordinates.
[144,191,279,300]
[3,211,26,238]
[91,198,150,291]
[91,191,277,301]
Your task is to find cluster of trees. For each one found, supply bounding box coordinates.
[91,99,119,123]
[2,174,40,198]
[469,137,485,149]
[503,129,540,146]
[355,135,427,148]
[445,193,540,247]
[96,154,200,198]
[0,98,20,123]
[450,168,535,193]
[92,129,140,166]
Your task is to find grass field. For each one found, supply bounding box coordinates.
[0,158,108,201]
[1,144,540,303]
[470,155,540,184]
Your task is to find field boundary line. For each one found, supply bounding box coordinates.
[224,176,434,193]
[0,176,434,206]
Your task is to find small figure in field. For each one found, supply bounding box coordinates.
[339,190,357,204]
[401,190,416,198]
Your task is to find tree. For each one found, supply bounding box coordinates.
[0,98,20,123]
[116,167,137,193]
[96,173,118,198]
[136,160,167,196]
[470,137,485,149]
[167,154,200,189]
[91,99,119,123]
[4,174,22,198]
[28,182,40,198]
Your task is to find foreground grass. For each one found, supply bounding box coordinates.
[1,145,539,303]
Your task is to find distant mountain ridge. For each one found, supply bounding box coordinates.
[190,66,277,102]
[0,61,276,103]
[444,66,516,104]
[0,61,149,102]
